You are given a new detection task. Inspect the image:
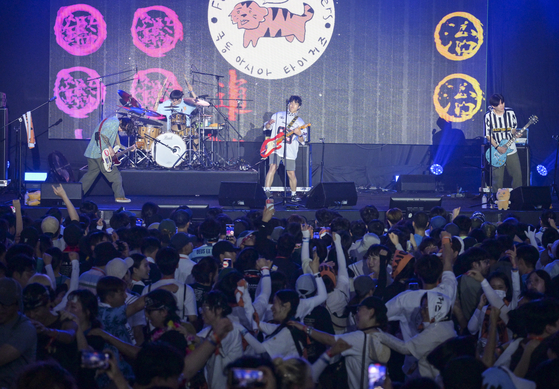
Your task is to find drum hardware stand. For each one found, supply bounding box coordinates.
[88,68,135,122]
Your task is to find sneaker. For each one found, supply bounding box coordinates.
[115,197,131,203]
[291,195,301,202]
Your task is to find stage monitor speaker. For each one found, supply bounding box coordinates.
[305,182,357,209]
[510,186,551,210]
[218,182,266,208]
[40,183,82,207]
[389,197,442,218]
[397,175,436,192]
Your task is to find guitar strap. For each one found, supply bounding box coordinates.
[97,118,109,157]
[286,115,298,131]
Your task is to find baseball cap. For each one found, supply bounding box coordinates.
[236,230,256,247]
[444,223,460,237]
[41,216,60,235]
[430,216,447,230]
[22,283,50,310]
[170,232,197,251]
[355,233,381,255]
[353,275,376,297]
[295,274,317,298]
[0,278,21,306]
[212,240,240,258]
[106,257,134,279]
[159,219,177,235]
[270,226,285,242]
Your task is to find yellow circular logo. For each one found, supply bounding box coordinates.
[434,12,483,61]
[433,74,484,122]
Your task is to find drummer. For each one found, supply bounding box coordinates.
[155,88,197,133]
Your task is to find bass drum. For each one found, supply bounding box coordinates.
[151,132,186,168]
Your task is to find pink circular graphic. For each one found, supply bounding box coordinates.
[131,6,183,57]
[54,4,107,56]
[53,67,106,119]
[131,69,181,109]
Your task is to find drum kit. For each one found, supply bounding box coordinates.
[116,89,224,169]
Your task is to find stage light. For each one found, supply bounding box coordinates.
[430,164,443,175]
[537,165,548,176]
[394,175,399,182]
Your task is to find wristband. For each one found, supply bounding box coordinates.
[511,267,518,271]
[261,274,270,278]
[306,326,313,336]
[261,266,270,270]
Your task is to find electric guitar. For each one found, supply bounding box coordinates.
[102,144,136,172]
[260,123,311,158]
[485,115,538,167]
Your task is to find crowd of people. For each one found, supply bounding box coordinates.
[1,185,559,389]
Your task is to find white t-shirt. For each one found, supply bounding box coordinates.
[125,292,146,345]
[175,254,196,284]
[198,321,245,389]
[264,111,307,160]
[141,279,197,321]
[385,271,457,341]
[156,99,195,131]
[335,330,391,389]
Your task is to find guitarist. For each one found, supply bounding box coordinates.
[263,95,308,202]
[80,115,132,203]
[484,94,522,192]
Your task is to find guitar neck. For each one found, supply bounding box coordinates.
[503,126,527,148]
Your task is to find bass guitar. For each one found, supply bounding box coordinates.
[485,115,538,167]
[102,144,136,172]
[260,123,311,158]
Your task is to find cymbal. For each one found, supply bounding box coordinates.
[136,117,165,126]
[184,97,210,107]
[120,105,165,120]
[117,90,141,108]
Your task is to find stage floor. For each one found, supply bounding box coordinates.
[13,188,558,227]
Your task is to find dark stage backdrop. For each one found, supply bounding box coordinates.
[48,0,487,144]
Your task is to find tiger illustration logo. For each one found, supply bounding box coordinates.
[229,1,314,48]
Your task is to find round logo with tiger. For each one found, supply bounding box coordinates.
[208,0,335,80]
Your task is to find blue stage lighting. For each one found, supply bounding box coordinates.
[430,164,443,175]
[537,165,548,176]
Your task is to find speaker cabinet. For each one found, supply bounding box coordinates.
[40,183,82,207]
[510,186,551,210]
[397,175,436,192]
[0,108,8,185]
[270,145,311,188]
[218,182,267,208]
[504,146,530,187]
[305,182,357,209]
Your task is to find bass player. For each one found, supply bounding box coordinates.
[484,93,522,192]
[263,95,308,202]
[80,115,133,203]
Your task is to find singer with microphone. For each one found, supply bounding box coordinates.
[484,93,522,192]
[263,95,308,202]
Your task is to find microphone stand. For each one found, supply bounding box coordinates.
[283,100,289,203]
[552,136,559,200]
[319,137,325,183]
[0,97,58,196]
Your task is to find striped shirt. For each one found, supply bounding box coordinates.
[484,107,518,154]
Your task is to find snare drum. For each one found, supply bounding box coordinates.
[151,132,187,168]
[137,126,161,150]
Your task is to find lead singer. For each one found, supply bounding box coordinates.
[263,95,308,202]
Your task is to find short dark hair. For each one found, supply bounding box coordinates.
[489,93,504,107]
[508,299,559,336]
[93,242,120,267]
[192,256,219,284]
[516,244,539,269]
[204,290,232,317]
[441,356,485,389]
[288,95,302,106]
[141,236,161,255]
[413,212,429,230]
[15,361,77,389]
[96,276,126,303]
[330,217,350,234]
[169,89,184,100]
[462,247,491,270]
[171,209,191,229]
[276,233,296,257]
[414,254,443,285]
[109,212,130,230]
[452,215,471,235]
[134,342,185,386]
[155,247,180,276]
[6,254,35,277]
[199,218,221,241]
[359,205,379,224]
[315,208,334,227]
[367,219,385,237]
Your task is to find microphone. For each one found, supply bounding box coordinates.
[49,96,57,102]
[54,118,62,126]
[136,65,141,85]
